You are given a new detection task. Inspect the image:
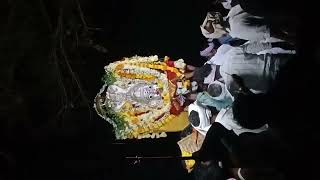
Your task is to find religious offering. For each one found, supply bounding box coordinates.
[94,55,192,139]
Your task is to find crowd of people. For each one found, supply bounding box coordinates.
[178,0,304,179]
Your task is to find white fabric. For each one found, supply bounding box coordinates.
[203,44,233,86]
[241,39,296,55]
[242,41,273,54]
[257,47,296,55]
[206,44,233,65]
[188,102,212,136]
[207,42,292,93]
[215,107,268,136]
[227,5,281,42]
[221,0,232,9]
[203,65,216,84]
[219,46,287,93]
[238,168,246,180]
[242,42,296,55]
[201,12,227,39]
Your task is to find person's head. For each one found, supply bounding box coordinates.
[189,110,200,127]
[197,81,233,110]
[188,102,212,135]
[193,160,227,180]
[232,93,269,129]
[201,12,227,39]
[207,82,222,97]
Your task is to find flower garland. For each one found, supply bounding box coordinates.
[130,62,183,78]
[95,55,185,139]
[114,64,172,138]
[105,55,159,72]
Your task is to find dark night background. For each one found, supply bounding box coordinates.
[2,0,320,179]
[0,0,221,179]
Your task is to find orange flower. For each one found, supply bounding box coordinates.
[131,117,139,124]
[138,128,144,133]
[115,64,124,71]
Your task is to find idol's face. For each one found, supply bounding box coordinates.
[132,84,162,105]
[141,84,162,101]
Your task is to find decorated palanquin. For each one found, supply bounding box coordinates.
[94,55,191,140]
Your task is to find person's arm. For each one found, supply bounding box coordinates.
[186,93,197,101]
[231,74,253,95]
[242,41,295,54]
[186,65,197,71]
[241,41,272,54]
[184,71,195,79]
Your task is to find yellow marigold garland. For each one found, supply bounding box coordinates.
[97,55,187,139]
[131,62,183,78]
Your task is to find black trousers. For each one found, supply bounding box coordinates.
[198,123,287,167]
[198,123,238,165]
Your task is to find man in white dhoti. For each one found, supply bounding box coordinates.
[206,41,294,94]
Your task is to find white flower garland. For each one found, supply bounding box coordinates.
[105,55,159,72]
[115,64,171,137]
[96,55,182,139]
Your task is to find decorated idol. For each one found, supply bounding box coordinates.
[94,55,196,140]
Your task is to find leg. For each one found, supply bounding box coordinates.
[196,123,236,162]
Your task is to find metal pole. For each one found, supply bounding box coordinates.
[125,156,195,161]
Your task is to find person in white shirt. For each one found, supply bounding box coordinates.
[206,41,293,94]
[188,102,213,136]
[194,106,268,161]
[227,4,282,42]
[197,79,234,111]
[193,41,290,109]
